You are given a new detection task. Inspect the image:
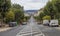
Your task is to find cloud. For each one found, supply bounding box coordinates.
[24,3,46,10]
[32,0,48,3]
[11,0,48,10]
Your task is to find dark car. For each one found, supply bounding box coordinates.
[9,22,17,27]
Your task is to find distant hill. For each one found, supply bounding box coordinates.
[24,10,38,12]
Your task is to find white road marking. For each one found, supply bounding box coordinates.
[16,16,45,36]
[31,23,32,36]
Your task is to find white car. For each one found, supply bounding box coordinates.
[43,20,49,26]
[49,20,59,27]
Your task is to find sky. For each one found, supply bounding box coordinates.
[11,0,48,10]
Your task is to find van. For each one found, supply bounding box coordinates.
[43,20,49,26]
[49,20,59,27]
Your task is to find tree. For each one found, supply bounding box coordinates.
[0,0,11,18]
[5,10,15,23]
[0,0,11,26]
[43,1,57,19]
[12,4,24,24]
[39,12,45,21]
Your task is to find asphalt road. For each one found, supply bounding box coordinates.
[38,25,60,36]
[0,25,26,36]
[16,16,44,36]
[0,16,60,36]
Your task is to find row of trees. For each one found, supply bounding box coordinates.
[35,0,60,23]
[0,0,24,25]
[43,0,60,19]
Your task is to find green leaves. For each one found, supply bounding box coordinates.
[43,15,51,20]
[43,0,60,19]
[0,0,11,18]
[5,10,15,22]
[38,0,60,21]
[12,4,24,23]
[0,0,24,24]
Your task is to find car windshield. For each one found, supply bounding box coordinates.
[0,0,60,36]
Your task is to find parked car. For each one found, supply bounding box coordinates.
[49,20,59,27]
[9,22,17,27]
[43,20,49,26]
[22,22,27,25]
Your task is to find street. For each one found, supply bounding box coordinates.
[0,16,60,36]
[0,25,26,36]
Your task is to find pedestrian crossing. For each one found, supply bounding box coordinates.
[16,31,45,36]
[16,24,45,36]
[16,16,45,36]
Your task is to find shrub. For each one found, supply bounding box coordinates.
[43,15,51,20]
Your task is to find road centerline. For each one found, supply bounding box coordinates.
[16,16,45,36]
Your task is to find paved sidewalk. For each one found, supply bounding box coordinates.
[0,27,12,32]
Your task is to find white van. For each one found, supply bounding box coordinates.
[43,20,49,26]
[49,20,59,27]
